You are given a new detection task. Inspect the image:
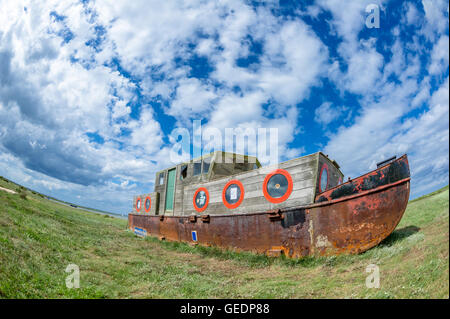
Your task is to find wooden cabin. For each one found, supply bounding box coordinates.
[132,151,344,216]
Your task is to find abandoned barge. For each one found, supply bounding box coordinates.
[128,151,410,257]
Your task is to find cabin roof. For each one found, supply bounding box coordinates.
[154,151,344,177]
[187,150,259,164]
[156,150,261,174]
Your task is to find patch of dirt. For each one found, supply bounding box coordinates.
[0,186,16,194]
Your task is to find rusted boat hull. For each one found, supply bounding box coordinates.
[306,178,410,256]
[128,158,410,257]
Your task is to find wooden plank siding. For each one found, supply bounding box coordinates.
[153,151,259,216]
[132,192,159,215]
[132,151,344,216]
[315,152,344,196]
[183,153,319,215]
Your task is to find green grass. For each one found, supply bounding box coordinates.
[0,180,448,298]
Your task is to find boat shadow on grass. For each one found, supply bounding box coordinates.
[378,225,421,247]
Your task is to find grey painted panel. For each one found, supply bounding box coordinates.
[315,153,344,197]
[132,192,159,215]
[138,152,347,216]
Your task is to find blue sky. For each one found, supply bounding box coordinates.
[0,0,448,214]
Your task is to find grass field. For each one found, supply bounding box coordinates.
[0,176,448,298]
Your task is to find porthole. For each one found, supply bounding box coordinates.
[262,169,293,203]
[193,187,209,213]
[135,197,142,213]
[222,179,245,209]
[144,196,151,213]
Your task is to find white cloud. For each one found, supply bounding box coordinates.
[0,0,171,212]
[208,92,267,130]
[318,1,388,95]
[148,6,328,164]
[405,2,420,25]
[324,77,449,198]
[421,0,449,40]
[317,0,387,45]
[128,108,164,154]
[111,99,131,120]
[258,20,329,105]
[344,43,384,94]
[168,78,217,121]
[318,0,448,199]
[429,35,449,75]
[314,102,344,126]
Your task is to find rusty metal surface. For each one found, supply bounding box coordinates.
[316,154,410,203]
[128,156,411,258]
[307,179,410,255]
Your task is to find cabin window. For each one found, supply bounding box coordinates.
[267,174,289,198]
[159,172,165,185]
[193,160,202,176]
[203,158,211,174]
[180,165,188,180]
[234,162,247,171]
